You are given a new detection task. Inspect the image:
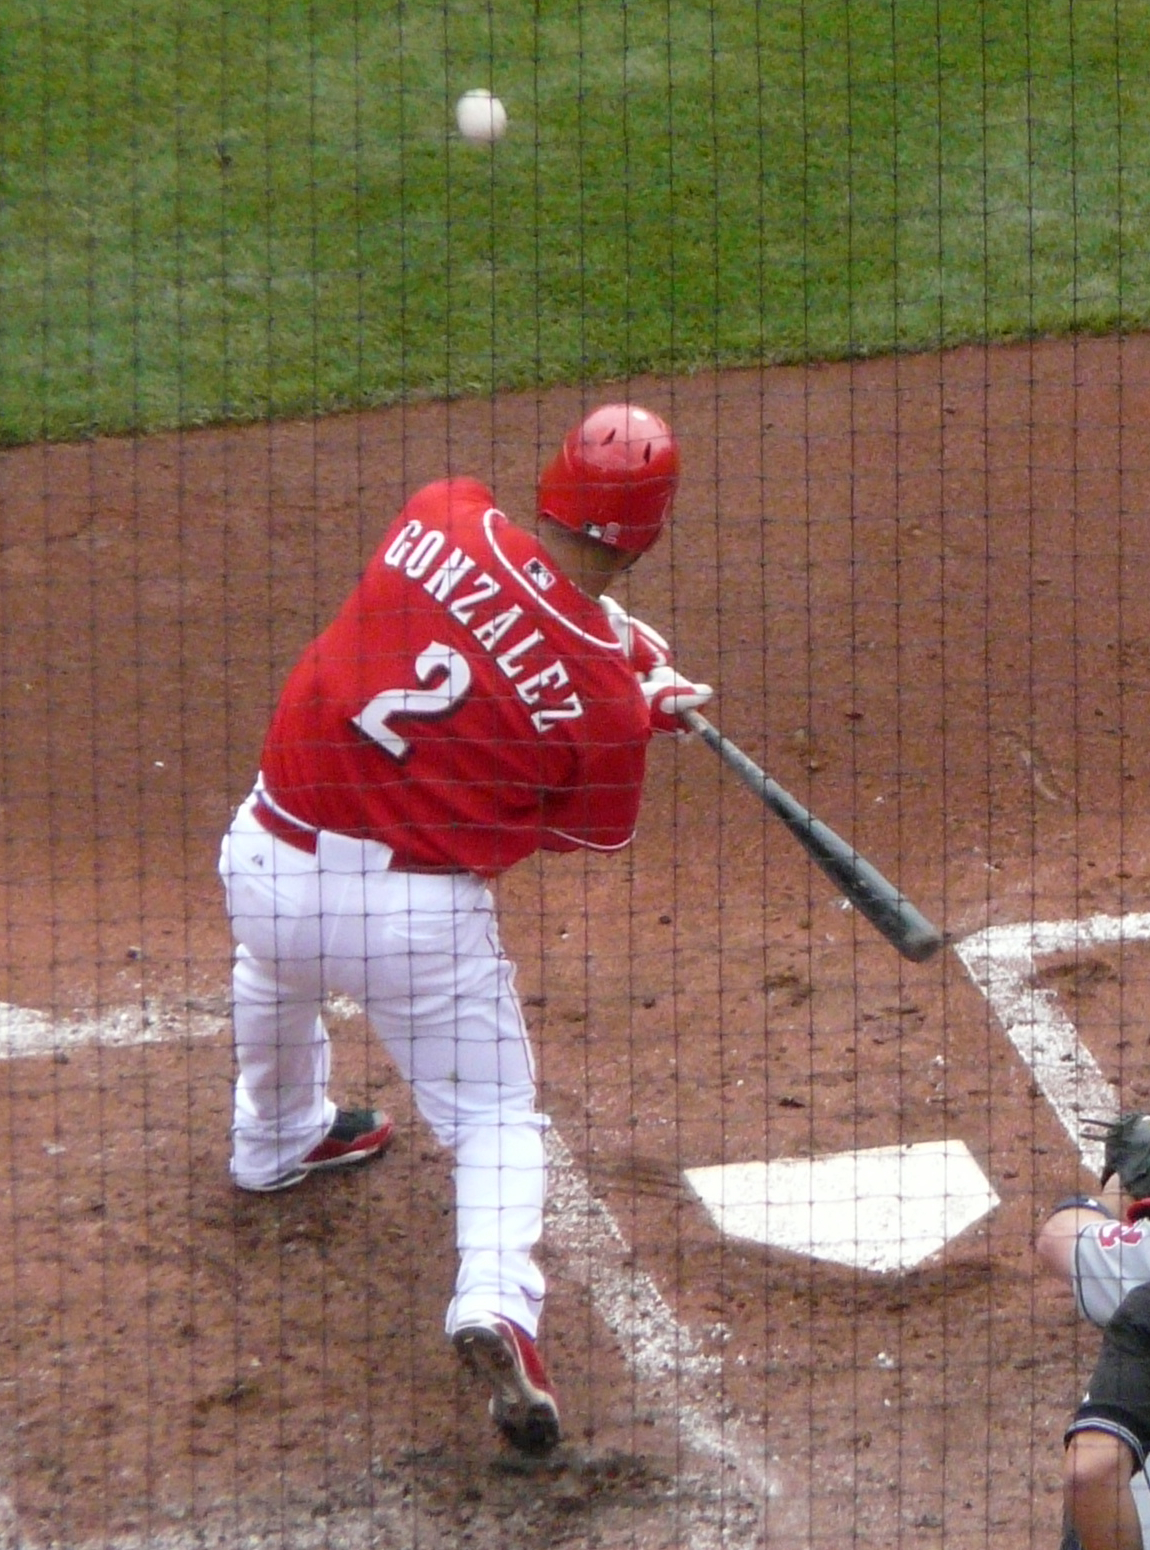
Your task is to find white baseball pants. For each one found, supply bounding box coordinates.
[219,793,548,1338]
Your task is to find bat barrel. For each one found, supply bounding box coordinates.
[683,711,945,963]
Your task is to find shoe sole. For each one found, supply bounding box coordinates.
[453,1326,561,1457]
[239,1167,309,1194]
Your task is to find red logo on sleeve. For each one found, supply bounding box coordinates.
[1098,1222,1147,1250]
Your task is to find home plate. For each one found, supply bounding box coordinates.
[685,1140,1000,1272]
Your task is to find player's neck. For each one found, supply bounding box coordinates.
[534,520,634,599]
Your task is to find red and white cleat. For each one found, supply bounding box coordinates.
[241,1108,394,1193]
[453,1317,561,1456]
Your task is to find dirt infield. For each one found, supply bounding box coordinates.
[4,336,1150,1548]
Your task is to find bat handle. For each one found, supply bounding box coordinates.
[681,708,714,737]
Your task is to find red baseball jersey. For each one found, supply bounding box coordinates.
[260,477,651,875]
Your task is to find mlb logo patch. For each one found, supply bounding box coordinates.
[524,557,556,590]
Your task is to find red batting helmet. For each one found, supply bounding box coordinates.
[537,403,680,555]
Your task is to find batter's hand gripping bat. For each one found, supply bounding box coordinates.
[682,710,945,964]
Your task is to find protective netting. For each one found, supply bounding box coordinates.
[1,6,1146,1548]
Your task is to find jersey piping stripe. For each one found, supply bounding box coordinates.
[544,824,634,853]
[254,772,319,834]
[483,508,625,649]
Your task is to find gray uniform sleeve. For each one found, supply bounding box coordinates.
[1072,1217,1150,1326]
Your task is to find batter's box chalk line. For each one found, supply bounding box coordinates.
[546,1129,776,1538]
[954,911,1150,1174]
[0,997,228,1058]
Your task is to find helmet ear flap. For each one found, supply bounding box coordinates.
[537,404,679,555]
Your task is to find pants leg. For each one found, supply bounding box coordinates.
[354,870,549,1338]
[230,946,335,1186]
[220,800,337,1188]
[417,1079,548,1338]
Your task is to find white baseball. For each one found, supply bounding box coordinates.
[456,89,508,144]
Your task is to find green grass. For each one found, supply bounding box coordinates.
[0,0,1147,443]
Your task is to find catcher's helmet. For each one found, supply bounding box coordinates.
[537,404,680,555]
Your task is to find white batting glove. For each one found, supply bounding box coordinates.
[600,594,672,676]
[641,664,714,736]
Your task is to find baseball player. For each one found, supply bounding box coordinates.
[1037,1114,1150,1549]
[218,403,712,1455]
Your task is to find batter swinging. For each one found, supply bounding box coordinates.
[218,404,712,1455]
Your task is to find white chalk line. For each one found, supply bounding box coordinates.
[546,1130,772,1524]
[954,912,1150,1175]
[0,997,767,1550]
[0,998,226,1057]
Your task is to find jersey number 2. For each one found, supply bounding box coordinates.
[352,641,471,759]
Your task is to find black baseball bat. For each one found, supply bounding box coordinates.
[683,710,945,963]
